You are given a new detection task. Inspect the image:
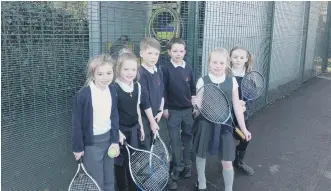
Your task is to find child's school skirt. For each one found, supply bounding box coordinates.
[192,115,235,161]
[114,123,141,166]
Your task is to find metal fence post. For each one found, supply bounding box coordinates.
[187,1,200,81]
[322,2,331,73]
[187,2,197,74]
[264,1,275,105]
[300,1,311,83]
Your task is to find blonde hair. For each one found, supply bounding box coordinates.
[208,48,232,76]
[115,48,140,81]
[84,54,115,86]
[140,37,161,52]
[229,46,253,73]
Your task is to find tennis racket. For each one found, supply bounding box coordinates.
[125,141,169,191]
[150,130,170,169]
[146,5,183,48]
[195,84,246,140]
[241,70,265,102]
[157,118,172,163]
[68,158,101,191]
[233,70,265,140]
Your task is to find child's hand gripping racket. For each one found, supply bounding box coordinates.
[68,158,101,191]
[195,84,246,140]
[124,140,169,191]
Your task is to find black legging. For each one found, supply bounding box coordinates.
[115,148,138,191]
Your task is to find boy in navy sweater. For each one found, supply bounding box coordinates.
[162,38,196,183]
[138,38,164,151]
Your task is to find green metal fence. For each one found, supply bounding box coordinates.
[1,1,329,190]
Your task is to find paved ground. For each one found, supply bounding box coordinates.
[173,76,331,191]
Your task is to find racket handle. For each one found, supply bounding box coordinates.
[235,127,246,140]
[78,158,83,164]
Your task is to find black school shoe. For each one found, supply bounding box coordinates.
[167,178,178,190]
[171,169,180,181]
[233,150,254,175]
[195,180,208,191]
[180,167,192,178]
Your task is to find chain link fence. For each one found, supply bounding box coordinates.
[1,1,329,190]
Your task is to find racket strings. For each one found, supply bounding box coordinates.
[129,151,168,191]
[151,136,170,170]
[151,136,169,163]
[147,6,182,47]
[69,173,99,191]
[157,125,172,161]
[197,85,231,123]
[242,72,264,100]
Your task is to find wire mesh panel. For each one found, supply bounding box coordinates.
[267,1,306,103]
[197,1,273,115]
[1,2,88,190]
[304,2,329,81]
[92,2,194,70]
[1,1,330,191]
[94,2,194,161]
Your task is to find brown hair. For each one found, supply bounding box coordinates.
[229,46,253,73]
[140,37,161,52]
[208,48,232,76]
[115,48,140,81]
[84,54,115,86]
[168,37,186,50]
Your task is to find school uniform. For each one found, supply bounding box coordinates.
[138,64,164,150]
[161,60,196,177]
[231,70,254,175]
[113,80,141,191]
[72,82,119,191]
[192,74,238,161]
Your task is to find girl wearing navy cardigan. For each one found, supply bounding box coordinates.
[72,54,120,191]
[113,49,145,191]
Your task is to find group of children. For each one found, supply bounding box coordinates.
[72,37,255,191]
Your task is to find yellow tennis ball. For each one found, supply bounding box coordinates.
[107,146,118,158]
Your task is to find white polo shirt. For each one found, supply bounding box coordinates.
[171,59,186,68]
[115,79,141,106]
[232,68,246,77]
[90,81,112,135]
[141,63,158,74]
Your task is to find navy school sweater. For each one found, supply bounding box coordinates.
[71,84,119,152]
[161,61,196,110]
[138,66,164,117]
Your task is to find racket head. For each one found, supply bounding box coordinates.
[241,71,265,101]
[68,158,101,191]
[195,84,231,124]
[146,6,182,47]
[125,142,169,191]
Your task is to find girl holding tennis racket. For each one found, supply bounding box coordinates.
[113,48,145,191]
[71,54,120,191]
[230,46,260,175]
[192,48,251,191]
[229,46,255,176]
